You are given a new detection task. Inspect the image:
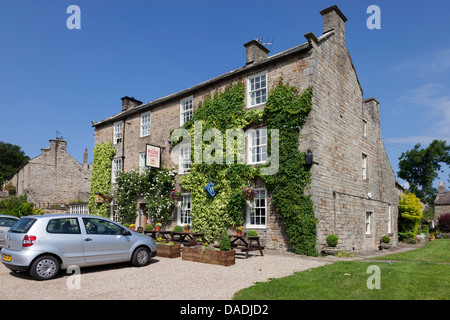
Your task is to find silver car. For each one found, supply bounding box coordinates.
[0,215,20,248]
[0,214,157,280]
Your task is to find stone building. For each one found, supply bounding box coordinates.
[92,5,398,253]
[6,138,92,210]
[435,182,450,223]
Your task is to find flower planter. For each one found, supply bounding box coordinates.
[322,247,340,256]
[379,243,391,250]
[157,244,181,258]
[182,247,235,266]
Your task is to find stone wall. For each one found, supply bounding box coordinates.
[93,5,398,253]
[6,139,92,208]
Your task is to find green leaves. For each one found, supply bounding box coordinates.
[262,84,316,256]
[88,142,116,217]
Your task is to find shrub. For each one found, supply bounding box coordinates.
[438,213,450,233]
[381,235,391,244]
[145,224,153,231]
[219,229,231,251]
[173,225,184,232]
[247,230,258,237]
[326,234,338,247]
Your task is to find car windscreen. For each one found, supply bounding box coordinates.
[9,218,37,233]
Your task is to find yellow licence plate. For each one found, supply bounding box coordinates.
[2,255,12,262]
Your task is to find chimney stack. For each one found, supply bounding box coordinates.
[121,96,143,112]
[83,148,88,164]
[244,40,270,65]
[320,5,347,39]
[438,182,445,195]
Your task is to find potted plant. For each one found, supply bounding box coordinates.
[323,234,339,255]
[380,235,391,249]
[170,190,182,200]
[144,224,153,232]
[104,194,113,203]
[184,223,191,233]
[236,226,244,237]
[155,222,162,231]
[129,224,136,231]
[182,230,235,266]
[242,187,257,201]
[2,182,16,196]
[429,233,435,241]
[94,192,104,203]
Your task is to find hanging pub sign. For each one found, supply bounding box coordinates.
[205,181,216,197]
[145,144,161,169]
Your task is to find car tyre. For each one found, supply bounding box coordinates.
[131,246,150,267]
[29,255,60,281]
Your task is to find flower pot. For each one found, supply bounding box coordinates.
[322,247,340,255]
[380,243,391,250]
[155,226,160,231]
[236,231,242,237]
[184,229,190,233]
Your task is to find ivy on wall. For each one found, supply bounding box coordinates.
[88,142,116,217]
[115,168,176,224]
[180,80,317,255]
[261,83,317,256]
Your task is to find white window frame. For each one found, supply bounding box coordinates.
[246,188,267,229]
[247,71,267,108]
[247,128,267,164]
[70,204,89,215]
[388,205,392,234]
[362,154,368,180]
[177,193,192,225]
[140,111,151,137]
[180,96,194,126]
[179,144,191,174]
[365,211,372,235]
[113,121,123,144]
[139,152,147,172]
[362,119,368,136]
[112,158,122,183]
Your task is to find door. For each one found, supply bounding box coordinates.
[81,217,131,264]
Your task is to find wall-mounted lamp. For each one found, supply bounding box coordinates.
[305,149,313,165]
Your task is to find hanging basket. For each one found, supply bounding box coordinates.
[242,187,257,201]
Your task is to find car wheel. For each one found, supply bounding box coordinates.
[29,255,60,281]
[131,247,150,267]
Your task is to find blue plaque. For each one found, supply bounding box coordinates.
[205,181,216,197]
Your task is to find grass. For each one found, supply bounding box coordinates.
[233,239,450,300]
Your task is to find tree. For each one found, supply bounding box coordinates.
[0,141,30,185]
[397,140,450,206]
[398,192,423,240]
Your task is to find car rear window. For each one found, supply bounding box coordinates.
[9,218,36,233]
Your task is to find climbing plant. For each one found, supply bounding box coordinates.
[180,82,263,241]
[115,168,176,225]
[88,142,116,217]
[180,80,316,256]
[261,83,317,256]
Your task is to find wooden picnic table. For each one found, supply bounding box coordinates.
[221,234,264,258]
[144,230,207,245]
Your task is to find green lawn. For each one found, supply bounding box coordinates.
[233,239,450,300]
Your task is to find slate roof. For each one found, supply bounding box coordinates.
[435,191,450,205]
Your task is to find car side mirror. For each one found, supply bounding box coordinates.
[122,229,132,236]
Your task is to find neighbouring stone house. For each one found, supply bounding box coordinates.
[91,5,398,253]
[5,138,92,212]
[435,182,450,223]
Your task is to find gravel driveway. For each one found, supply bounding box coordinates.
[0,251,329,300]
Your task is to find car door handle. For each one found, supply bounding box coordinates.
[84,238,92,242]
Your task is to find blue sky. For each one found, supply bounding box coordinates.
[1,0,449,188]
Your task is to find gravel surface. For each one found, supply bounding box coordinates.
[0,251,329,300]
[0,243,421,300]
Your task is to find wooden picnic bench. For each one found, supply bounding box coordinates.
[144,230,207,245]
[214,234,264,258]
